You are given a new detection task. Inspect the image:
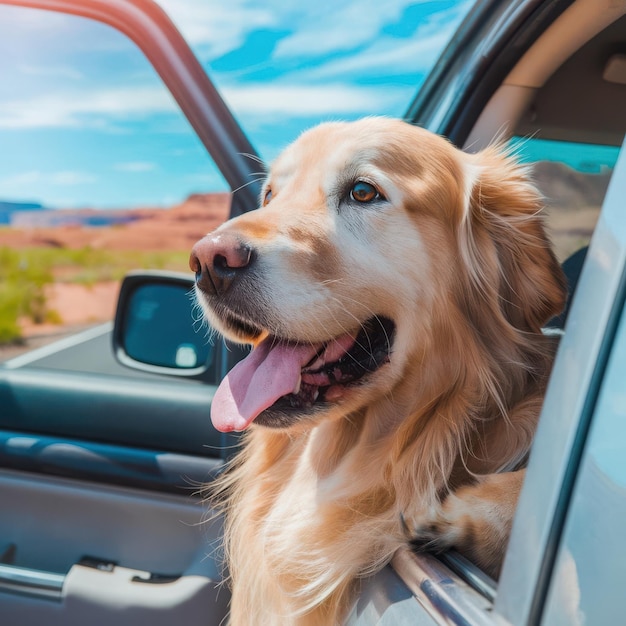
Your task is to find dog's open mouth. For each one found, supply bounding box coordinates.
[211,316,396,432]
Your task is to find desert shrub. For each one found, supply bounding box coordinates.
[0,284,23,344]
[0,248,54,342]
[14,247,190,284]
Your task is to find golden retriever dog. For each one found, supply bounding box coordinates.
[190,118,566,625]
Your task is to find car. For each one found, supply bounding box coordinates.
[0,0,625,624]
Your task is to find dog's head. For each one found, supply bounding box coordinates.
[191,118,566,433]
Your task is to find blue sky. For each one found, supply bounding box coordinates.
[0,0,473,209]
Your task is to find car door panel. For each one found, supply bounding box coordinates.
[0,431,222,493]
[0,349,228,620]
[0,368,221,458]
[0,470,228,626]
[0,1,246,621]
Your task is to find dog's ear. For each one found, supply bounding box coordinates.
[458,147,567,333]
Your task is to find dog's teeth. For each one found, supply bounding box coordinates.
[293,375,302,395]
[308,356,323,370]
[312,390,319,402]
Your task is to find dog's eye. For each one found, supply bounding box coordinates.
[263,188,273,206]
[350,181,380,203]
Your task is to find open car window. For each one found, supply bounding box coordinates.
[0,5,229,371]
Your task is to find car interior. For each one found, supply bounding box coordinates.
[466,0,625,331]
[467,0,626,151]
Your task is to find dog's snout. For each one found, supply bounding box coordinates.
[190,234,253,296]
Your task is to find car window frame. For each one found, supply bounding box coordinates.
[406,0,576,145]
[496,137,626,625]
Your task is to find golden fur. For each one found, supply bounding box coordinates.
[191,118,567,625]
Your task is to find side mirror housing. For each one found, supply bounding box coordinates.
[113,271,217,380]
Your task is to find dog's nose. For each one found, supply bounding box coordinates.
[190,234,253,296]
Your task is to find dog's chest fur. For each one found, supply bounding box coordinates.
[225,423,413,625]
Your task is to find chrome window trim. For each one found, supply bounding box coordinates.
[347,549,496,625]
[496,138,626,624]
[438,551,497,603]
[390,548,494,626]
[346,561,438,626]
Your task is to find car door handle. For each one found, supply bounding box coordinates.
[0,555,182,602]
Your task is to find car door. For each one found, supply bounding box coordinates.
[0,1,260,623]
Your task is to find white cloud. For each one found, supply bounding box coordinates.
[155,0,451,64]
[220,82,407,118]
[307,30,453,79]
[156,0,276,59]
[51,171,97,185]
[0,5,130,55]
[114,161,157,172]
[0,5,74,34]
[272,0,411,59]
[300,1,474,79]
[0,86,177,129]
[0,170,96,187]
[18,64,83,80]
[151,0,472,124]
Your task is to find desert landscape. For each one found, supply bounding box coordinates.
[0,161,611,361]
[0,192,229,359]
[0,192,230,250]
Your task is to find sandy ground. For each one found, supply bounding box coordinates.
[1,193,229,362]
[43,281,119,326]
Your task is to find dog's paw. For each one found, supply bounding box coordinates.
[407,470,526,579]
[409,516,460,555]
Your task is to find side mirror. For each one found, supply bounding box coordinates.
[113,271,216,380]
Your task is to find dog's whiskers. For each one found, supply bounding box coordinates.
[239,152,268,170]
[232,175,267,196]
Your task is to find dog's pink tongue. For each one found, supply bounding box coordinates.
[211,339,318,432]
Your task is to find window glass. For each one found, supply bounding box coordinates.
[0,6,228,367]
[542,296,626,625]
[509,136,621,262]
